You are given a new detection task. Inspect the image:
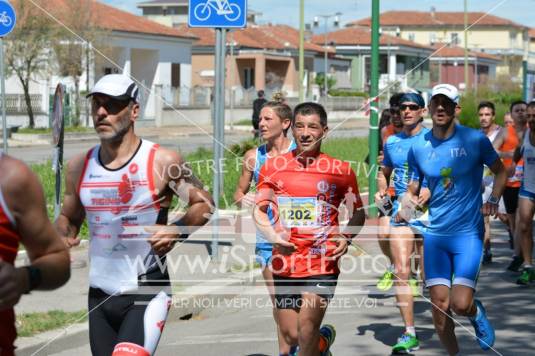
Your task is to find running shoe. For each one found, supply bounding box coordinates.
[507,255,523,272]
[319,324,336,356]
[469,299,495,351]
[392,332,420,354]
[516,268,535,285]
[408,277,420,297]
[377,270,394,291]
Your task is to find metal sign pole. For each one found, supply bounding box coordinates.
[1,38,7,153]
[188,0,242,260]
[211,28,222,260]
[211,28,228,260]
[219,29,226,196]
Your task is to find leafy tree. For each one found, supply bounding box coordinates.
[53,0,107,126]
[315,73,337,95]
[5,1,55,128]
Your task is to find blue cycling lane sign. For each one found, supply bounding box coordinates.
[0,1,15,37]
[188,0,247,28]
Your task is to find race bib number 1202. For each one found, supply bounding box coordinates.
[277,197,318,228]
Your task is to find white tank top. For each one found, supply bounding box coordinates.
[78,140,162,294]
[522,129,535,193]
[482,125,503,187]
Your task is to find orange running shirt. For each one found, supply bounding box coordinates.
[500,125,523,188]
[256,151,362,278]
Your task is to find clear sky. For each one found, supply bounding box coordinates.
[103,0,535,30]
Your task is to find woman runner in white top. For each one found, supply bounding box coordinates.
[234,94,296,356]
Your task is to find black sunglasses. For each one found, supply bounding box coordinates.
[400,104,421,111]
[91,96,131,114]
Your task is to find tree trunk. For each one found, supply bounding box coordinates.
[21,81,35,128]
[85,45,90,127]
[74,78,80,126]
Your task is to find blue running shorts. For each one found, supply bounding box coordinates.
[424,231,483,289]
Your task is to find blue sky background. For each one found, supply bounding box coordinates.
[103,0,535,30]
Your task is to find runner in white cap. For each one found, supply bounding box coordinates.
[398,83,507,354]
[55,74,214,356]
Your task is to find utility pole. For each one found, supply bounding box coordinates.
[299,0,305,101]
[523,32,529,101]
[464,0,469,91]
[369,0,380,218]
[314,13,341,96]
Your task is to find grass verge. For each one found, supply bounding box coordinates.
[16,310,88,337]
[30,136,370,216]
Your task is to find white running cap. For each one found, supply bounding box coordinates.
[431,83,460,104]
[87,74,139,103]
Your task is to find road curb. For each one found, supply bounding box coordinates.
[15,269,261,354]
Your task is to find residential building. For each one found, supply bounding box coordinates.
[429,44,501,89]
[175,24,331,100]
[137,0,260,27]
[528,29,535,101]
[312,27,434,93]
[137,0,189,27]
[350,10,529,85]
[6,0,196,127]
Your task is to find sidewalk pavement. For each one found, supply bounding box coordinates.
[15,214,535,355]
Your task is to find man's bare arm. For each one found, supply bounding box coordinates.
[482,158,507,216]
[492,128,505,151]
[394,181,420,223]
[0,157,69,308]
[233,148,256,208]
[149,148,214,254]
[253,188,295,253]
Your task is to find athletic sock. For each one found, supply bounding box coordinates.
[469,303,482,322]
[524,264,533,270]
[405,326,416,336]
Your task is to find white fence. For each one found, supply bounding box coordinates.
[0,94,44,114]
[165,85,367,111]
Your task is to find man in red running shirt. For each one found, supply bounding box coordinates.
[0,154,70,356]
[255,102,365,356]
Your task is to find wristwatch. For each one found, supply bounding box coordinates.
[487,195,500,205]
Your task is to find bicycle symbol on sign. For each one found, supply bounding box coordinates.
[194,0,241,22]
[0,11,12,27]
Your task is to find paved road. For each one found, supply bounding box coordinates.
[17,220,535,356]
[8,134,247,165]
[8,126,369,164]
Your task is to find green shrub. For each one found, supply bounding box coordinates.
[328,89,369,98]
[459,88,522,128]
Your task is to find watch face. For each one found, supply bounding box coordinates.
[488,196,499,204]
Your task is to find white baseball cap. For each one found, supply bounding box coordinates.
[431,84,460,104]
[87,74,139,103]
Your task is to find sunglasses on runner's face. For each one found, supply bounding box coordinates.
[91,96,131,114]
[400,104,421,111]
